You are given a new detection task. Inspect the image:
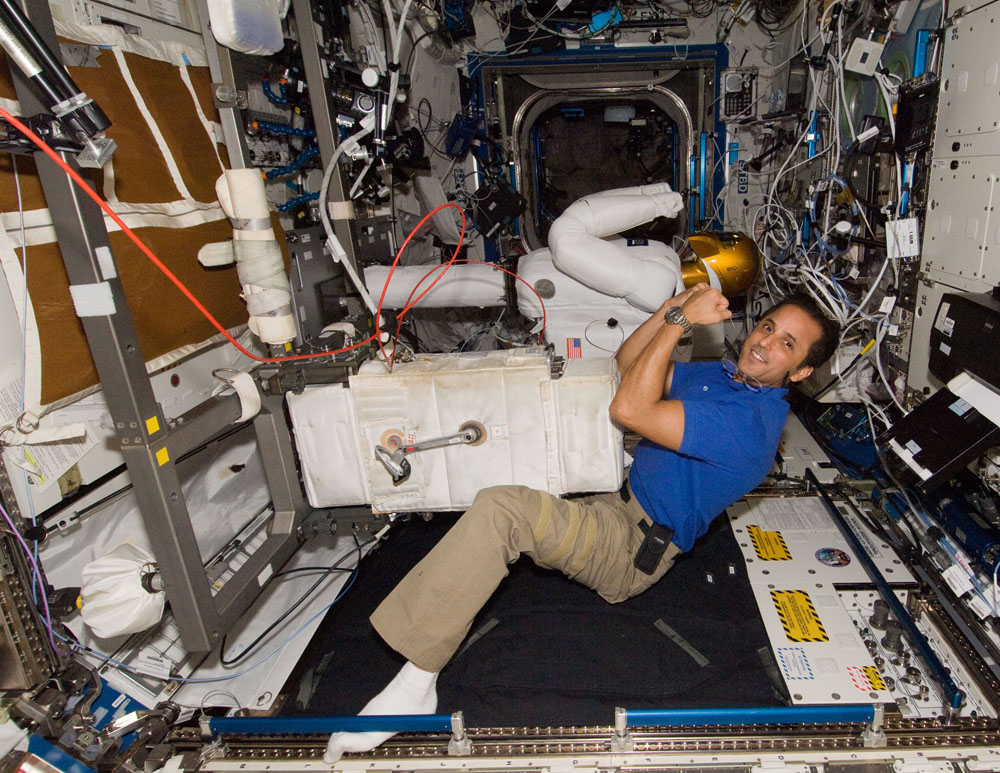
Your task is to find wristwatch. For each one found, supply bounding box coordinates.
[663,305,693,333]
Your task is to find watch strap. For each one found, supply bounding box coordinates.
[664,306,693,333]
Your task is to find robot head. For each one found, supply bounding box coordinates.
[680,231,761,297]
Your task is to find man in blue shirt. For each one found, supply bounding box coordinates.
[325,285,841,762]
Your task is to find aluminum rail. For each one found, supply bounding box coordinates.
[204,714,456,734]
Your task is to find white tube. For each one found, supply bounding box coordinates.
[364,264,505,309]
[547,184,686,312]
[214,170,296,345]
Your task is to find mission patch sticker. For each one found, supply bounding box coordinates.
[770,589,829,642]
[748,524,792,560]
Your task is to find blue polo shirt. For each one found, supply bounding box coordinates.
[628,360,789,552]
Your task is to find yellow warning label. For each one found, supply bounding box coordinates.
[863,665,886,691]
[155,447,170,466]
[748,524,792,561]
[770,590,828,642]
[146,416,160,435]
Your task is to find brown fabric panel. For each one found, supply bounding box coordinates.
[0,50,14,98]
[122,53,223,202]
[0,150,47,214]
[69,49,182,203]
[34,218,249,404]
[29,241,99,400]
[188,65,230,170]
[2,43,256,405]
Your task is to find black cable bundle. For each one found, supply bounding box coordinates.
[753,0,799,33]
[686,0,717,18]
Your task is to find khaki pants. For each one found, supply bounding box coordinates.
[370,483,681,672]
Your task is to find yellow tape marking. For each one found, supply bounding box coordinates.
[146,416,160,435]
[155,447,170,466]
[770,589,828,642]
[748,524,792,561]
[863,665,886,691]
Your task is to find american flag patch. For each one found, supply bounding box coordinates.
[567,337,582,358]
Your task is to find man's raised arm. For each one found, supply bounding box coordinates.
[610,286,731,451]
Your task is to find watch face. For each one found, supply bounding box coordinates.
[666,308,689,329]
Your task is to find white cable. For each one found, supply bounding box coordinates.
[874,71,904,207]
[318,120,379,319]
[848,254,891,321]
[873,320,907,413]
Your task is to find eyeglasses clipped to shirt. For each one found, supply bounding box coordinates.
[721,356,764,392]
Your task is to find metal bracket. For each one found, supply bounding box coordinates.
[609,706,633,752]
[375,421,485,485]
[862,703,886,748]
[447,711,472,755]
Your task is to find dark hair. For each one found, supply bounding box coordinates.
[764,292,841,369]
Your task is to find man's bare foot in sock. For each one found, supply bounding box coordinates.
[324,662,438,763]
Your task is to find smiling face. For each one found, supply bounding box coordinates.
[736,304,824,387]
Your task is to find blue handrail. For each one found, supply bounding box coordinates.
[625,704,875,727]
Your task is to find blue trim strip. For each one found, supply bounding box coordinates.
[698,131,707,222]
[899,162,913,216]
[207,714,455,734]
[914,30,930,77]
[689,153,697,233]
[626,704,875,727]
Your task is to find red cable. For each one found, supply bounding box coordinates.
[390,258,548,367]
[0,105,466,364]
[372,204,467,367]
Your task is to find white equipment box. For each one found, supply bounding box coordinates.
[288,349,624,512]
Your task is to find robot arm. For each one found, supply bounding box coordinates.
[547,183,686,313]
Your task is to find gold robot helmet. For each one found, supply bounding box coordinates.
[680,231,761,297]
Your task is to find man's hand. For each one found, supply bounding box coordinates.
[659,283,709,315]
[681,285,732,326]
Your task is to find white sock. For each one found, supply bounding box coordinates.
[324,662,439,763]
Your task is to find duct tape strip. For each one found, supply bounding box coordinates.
[230,217,273,232]
[95,246,117,280]
[328,201,356,221]
[211,370,262,423]
[52,93,93,119]
[113,48,194,201]
[69,282,116,317]
[0,97,21,116]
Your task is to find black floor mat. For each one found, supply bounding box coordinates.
[281,512,783,727]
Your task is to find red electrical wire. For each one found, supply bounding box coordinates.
[0,104,468,364]
[390,258,548,368]
[371,204,467,366]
